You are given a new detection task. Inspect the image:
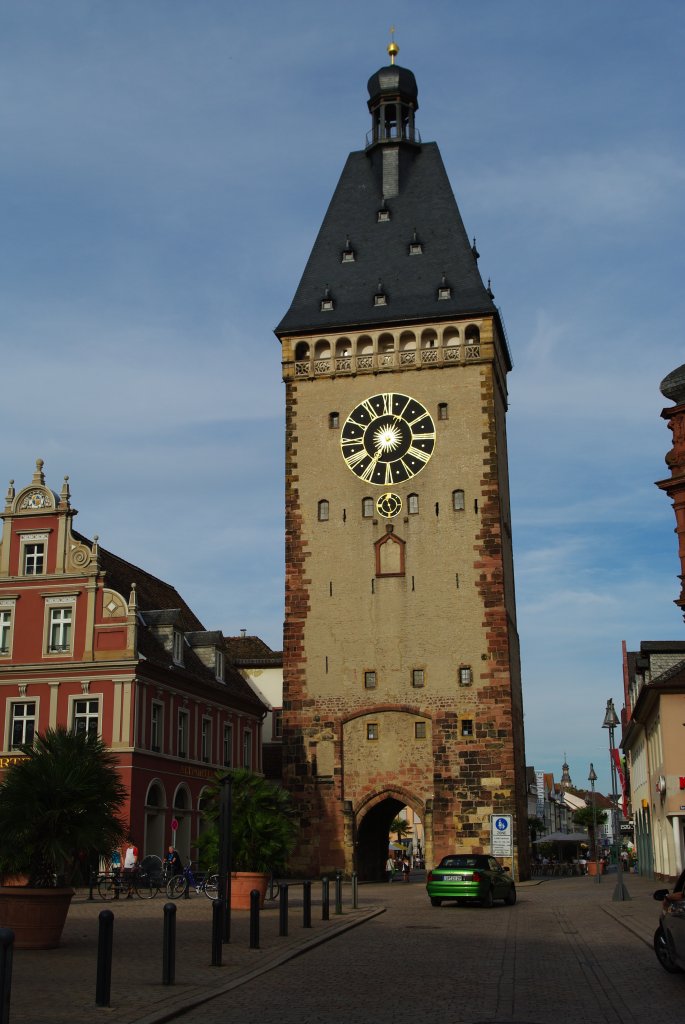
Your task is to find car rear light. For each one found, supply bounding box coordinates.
[472,871,482,882]
[427,871,433,883]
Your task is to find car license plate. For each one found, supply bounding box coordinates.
[444,874,465,881]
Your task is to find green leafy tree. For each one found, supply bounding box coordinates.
[573,805,608,858]
[390,816,412,842]
[528,816,546,844]
[197,768,297,874]
[0,727,126,887]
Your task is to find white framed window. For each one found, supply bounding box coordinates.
[0,608,13,655]
[177,709,189,758]
[172,631,184,665]
[48,604,73,654]
[10,701,36,748]
[201,717,212,763]
[362,497,374,518]
[151,701,163,752]
[223,723,233,767]
[72,697,99,737]
[318,499,330,522]
[367,723,379,740]
[242,729,252,769]
[459,665,473,687]
[215,650,224,681]
[452,489,465,511]
[408,493,419,514]
[22,535,47,576]
[412,668,425,688]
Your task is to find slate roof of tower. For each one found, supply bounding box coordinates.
[276,140,497,336]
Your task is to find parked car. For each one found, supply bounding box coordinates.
[426,854,516,908]
[653,868,685,973]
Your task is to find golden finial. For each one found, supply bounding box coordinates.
[387,26,399,64]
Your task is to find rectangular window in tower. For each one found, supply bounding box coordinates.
[73,697,100,737]
[415,721,427,739]
[408,493,419,514]
[459,666,473,687]
[10,701,36,748]
[438,402,449,420]
[364,671,377,690]
[177,709,189,758]
[461,719,474,737]
[329,412,339,428]
[412,669,425,688]
[318,500,329,522]
[367,723,379,740]
[452,489,465,511]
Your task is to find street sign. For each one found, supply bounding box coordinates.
[171,818,179,832]
[491,814,513,857]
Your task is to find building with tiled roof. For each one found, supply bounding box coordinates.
[225,632,283,780]
[0,461,267,866]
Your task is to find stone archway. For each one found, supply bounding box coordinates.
[354,789,426,881]
[144,781,167,860]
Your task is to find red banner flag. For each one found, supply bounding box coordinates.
[611,748,628,817]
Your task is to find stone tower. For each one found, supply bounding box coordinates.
[276,46,528,880]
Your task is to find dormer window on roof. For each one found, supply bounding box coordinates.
[377,199,391,223]
[341,236,355,263]
[320,285,335,312]
[437,273,452,301]
[408,229,423,256]
[172,630,184,666]
[374,280,387,306]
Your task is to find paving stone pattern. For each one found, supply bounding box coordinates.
[6,874,684,1024]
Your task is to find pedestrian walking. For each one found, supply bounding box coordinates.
[385,855,395,882]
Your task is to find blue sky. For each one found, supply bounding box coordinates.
[2,1,684,794]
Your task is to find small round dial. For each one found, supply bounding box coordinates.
[340,393,436,485]
[376,493,402,519]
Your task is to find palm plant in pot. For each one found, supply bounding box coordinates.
[197,768,297,908]
[0,727,126,948]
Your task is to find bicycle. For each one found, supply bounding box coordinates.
[98,866,159,900]
[165,861,219,900]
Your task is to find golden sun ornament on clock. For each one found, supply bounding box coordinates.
[340,393,436,485]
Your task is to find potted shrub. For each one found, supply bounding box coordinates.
[0,727,126,948]
[198,768,297,909]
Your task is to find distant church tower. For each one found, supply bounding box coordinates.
[276,44,528,880]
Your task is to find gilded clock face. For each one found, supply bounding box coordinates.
[341,393,436,485]
[376,493,402,518]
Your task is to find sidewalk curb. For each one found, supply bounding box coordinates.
[131,906,385,1024]
[600,904,652,948]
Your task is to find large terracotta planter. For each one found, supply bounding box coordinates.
[230,871,269,910]
[587,861,605,876]
[0,886,74,949]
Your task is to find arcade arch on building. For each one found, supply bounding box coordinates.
[144,780,167,860]
[171,783,193,861]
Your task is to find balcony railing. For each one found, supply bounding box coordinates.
[293,343,479,378]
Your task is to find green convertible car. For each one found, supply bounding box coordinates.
[426,854,517,907]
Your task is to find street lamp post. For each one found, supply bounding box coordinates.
[602,698,631,901]
[588,763,600,885]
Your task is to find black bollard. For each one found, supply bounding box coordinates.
[352,872,358,909]
[335,870,343,915]
[321,876,330,921]
[162,902,176,985]
[303,880,312,928]
[249,889,260,949]
[278,883,289,937]
[95,910,114,1007]
[0,928,14,1024]
[211,899,223,967]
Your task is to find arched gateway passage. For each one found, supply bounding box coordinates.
[355,791,424,881]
